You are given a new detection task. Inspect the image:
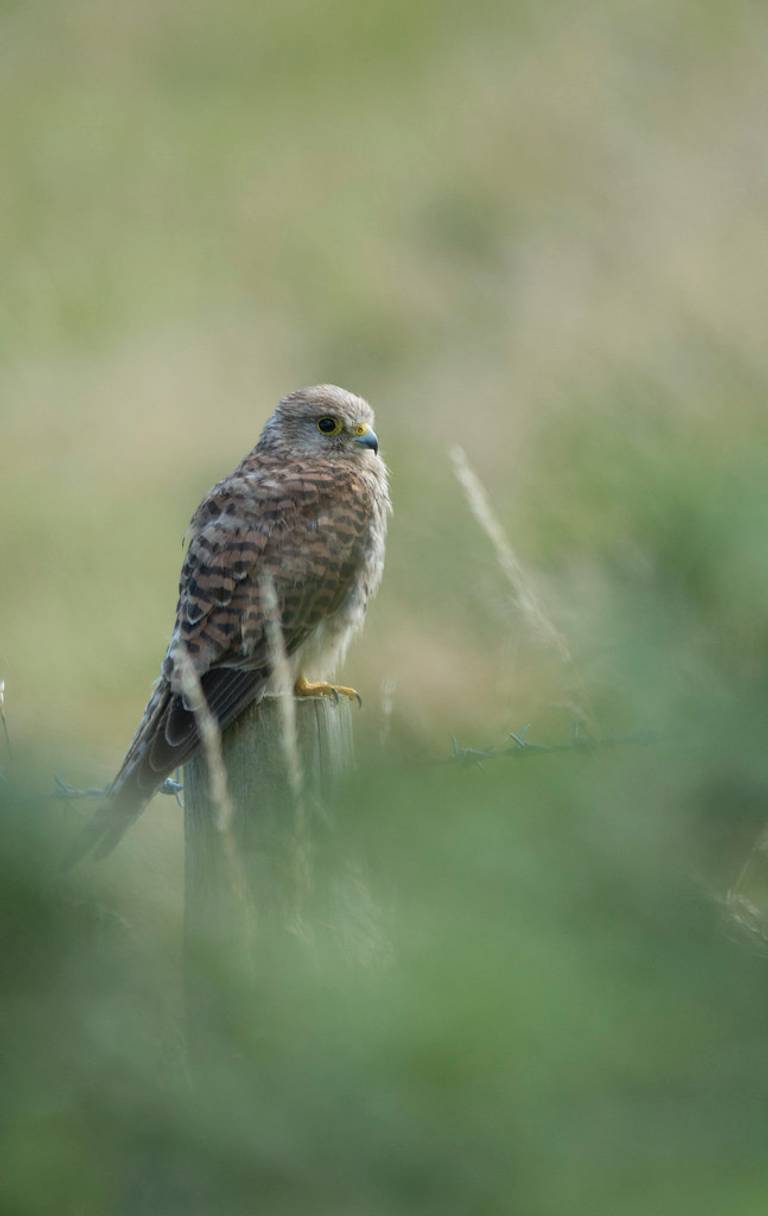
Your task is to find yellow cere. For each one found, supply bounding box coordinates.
[353,424,368,436]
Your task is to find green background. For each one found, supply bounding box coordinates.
[3,2,768,1212]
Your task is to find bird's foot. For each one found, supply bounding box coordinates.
[294,676,362,708]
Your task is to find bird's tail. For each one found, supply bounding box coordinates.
[60,782,155,869]
[62,665,266,866]
[62,679,179,867]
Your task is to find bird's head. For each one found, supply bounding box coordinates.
[258,385,380,459]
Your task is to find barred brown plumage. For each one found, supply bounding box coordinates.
[71,385,390,862]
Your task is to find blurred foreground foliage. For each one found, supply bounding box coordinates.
[4,705,768,1215]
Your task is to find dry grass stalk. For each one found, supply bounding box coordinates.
[0,679,7,784]
[379,677,397,750]
[724,888,768,955]
[176,646,252,921]
[0,678,10,763]
[259,573,311,934]
[0,676,8,739]
[450,446,594,729]
[450,446,572,663]
[259,574,304,803]
[176,648,234,833]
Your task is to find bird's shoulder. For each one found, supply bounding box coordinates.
[187,455,373,539]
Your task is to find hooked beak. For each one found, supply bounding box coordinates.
[354,428,379,455]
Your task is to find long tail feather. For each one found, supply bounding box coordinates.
[63,667,266,866]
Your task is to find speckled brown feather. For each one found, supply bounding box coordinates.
[70,385,390,863]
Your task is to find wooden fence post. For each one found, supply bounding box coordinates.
[182,694,354,1052]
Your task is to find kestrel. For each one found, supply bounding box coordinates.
[76,385,390,860]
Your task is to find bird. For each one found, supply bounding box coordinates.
[71,384,390,862]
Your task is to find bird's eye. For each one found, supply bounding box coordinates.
[317,416,342,435]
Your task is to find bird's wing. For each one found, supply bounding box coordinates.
[76,465,370,861]
[160,465,370,750]
[106,503,271,805]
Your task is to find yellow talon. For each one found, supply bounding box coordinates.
[294,676,362,707]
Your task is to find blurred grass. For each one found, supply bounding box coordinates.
[4,0,768,1210]
[6,740,768,1215]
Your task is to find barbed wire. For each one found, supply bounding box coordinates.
[441,724,658,768]
[51,729,658,791]
[53,775,184,805]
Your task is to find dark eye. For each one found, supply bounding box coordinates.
[317,416,342,435]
